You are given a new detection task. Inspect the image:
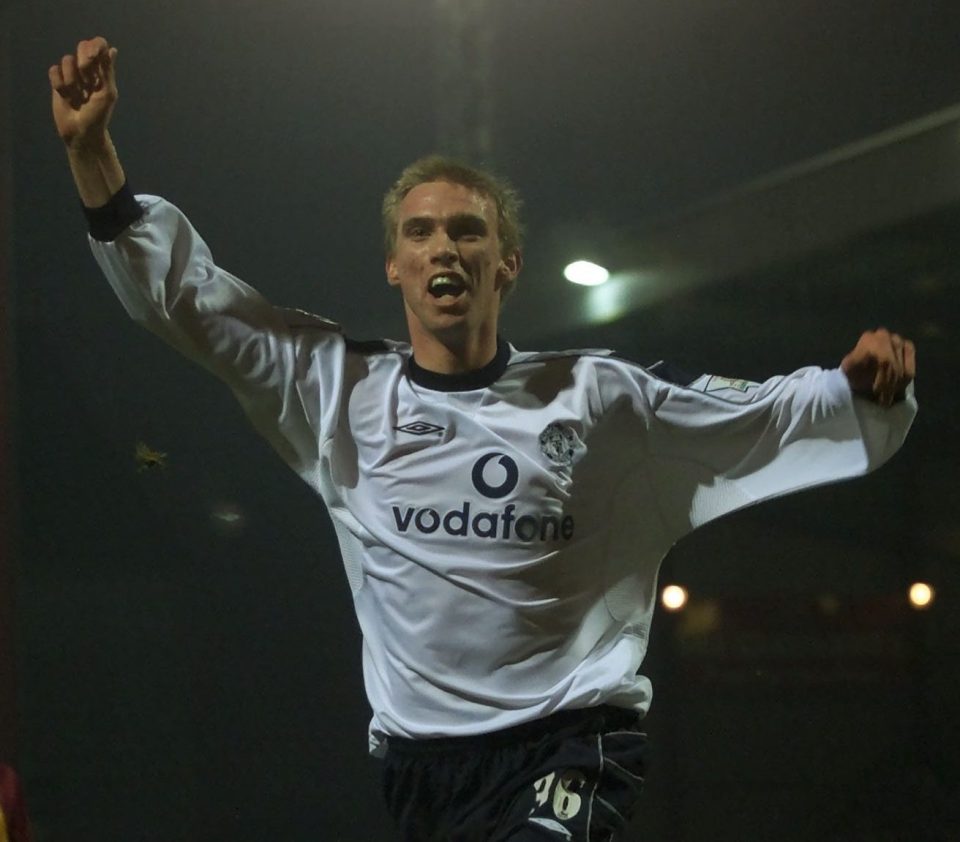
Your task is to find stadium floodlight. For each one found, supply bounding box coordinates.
[563,260,610,286]
[661,584,689,612]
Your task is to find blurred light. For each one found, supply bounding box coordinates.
[908,582,935,610]
[911,273,943,295]
[817,593,841,616]
[564,260,610,286]
[585,274,628,322]
[582,269,653,324]
[661,584,688,612]
[678,599,721,637]
[211,501,245,535]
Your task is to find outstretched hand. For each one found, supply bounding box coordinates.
[840,328,915,407]
[49,37,118,149]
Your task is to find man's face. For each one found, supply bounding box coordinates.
[386,180,520,345]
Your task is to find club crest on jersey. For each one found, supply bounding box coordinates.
[539,423,578,467]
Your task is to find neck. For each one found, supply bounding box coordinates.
[407,321,499,374]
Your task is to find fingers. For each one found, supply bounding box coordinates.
[47,62,64,92]
[49,38,114,104]
[864,328,913,407]
[50,53,85,109]
[890,334,916,403]
[843,328,915,407]
[50,38,119,147]
[103,47,119,94]
[884,332,904,406]
[77,37,110,90]
[61,53,79,89]
[876,329,899,407]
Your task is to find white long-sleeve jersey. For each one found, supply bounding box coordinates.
[89,193,917,755]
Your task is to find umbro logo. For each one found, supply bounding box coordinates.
[394,421,445,436]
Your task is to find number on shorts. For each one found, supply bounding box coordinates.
[530,769,586,821]
[531,772,555,809]
[553,770,585,820]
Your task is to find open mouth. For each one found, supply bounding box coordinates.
[428,274,468,299]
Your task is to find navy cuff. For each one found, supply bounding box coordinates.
[647,359,701,388]
[83,182,144,242]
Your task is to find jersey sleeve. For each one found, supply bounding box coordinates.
[88,192,345,473]
[600,360,917,542]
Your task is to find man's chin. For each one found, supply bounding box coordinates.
[425,300,471,326]
[428,314,471,338]
[405,300,484,343]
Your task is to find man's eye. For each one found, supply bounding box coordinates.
[451,227,484,242]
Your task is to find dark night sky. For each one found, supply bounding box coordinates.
[15,0,960,334]
[8,2,960,840]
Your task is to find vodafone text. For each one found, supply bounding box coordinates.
[391,502,575,543]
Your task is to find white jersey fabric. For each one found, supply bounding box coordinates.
[89,194,917,756]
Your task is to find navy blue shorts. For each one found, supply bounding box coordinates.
[382,705,648,841]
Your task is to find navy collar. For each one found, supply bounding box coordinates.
[408,337,511,392]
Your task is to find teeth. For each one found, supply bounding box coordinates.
[429,275,463,293]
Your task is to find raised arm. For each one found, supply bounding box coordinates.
[49,36,125,208]
[48,37,341,474]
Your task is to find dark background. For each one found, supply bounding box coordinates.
[3,1,959,839]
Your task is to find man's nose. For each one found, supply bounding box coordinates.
[429,232,458,265]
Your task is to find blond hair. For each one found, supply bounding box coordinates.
[382,155,524,270]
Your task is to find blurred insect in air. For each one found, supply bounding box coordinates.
[135,441,168,472]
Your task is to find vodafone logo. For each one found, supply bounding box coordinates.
[471,453,519,499]
[390,452,575,543]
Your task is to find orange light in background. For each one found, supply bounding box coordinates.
[908,582,935,610]
[662,584,688,612]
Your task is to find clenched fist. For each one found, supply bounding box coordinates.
[49,37,118,149]
[840,328,916,407]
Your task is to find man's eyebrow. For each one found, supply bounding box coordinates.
[447,213,488,230]
[400,213,489,233]
[401,216,434,230]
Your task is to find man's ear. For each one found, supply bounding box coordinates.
[385,255,400,287]
[496,249,523,289]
